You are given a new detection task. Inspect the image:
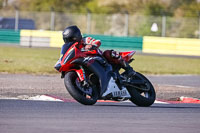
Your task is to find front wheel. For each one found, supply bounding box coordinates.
[64,71,99,105]
[127,72,156,107]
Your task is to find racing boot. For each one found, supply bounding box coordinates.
[103,50,135,77]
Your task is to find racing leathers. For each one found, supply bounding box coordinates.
[55,37,134,77]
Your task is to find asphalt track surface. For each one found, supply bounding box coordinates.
[1,74,200,133]
[147,75,200,88]
[0,99,200,133]
[0,74,200,100]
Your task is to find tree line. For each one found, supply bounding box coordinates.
[1,0,200,17]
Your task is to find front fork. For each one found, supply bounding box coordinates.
[76,66,93,95]
[79,66,90,87]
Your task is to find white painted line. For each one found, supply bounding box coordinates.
[0,97,18,100]
[28,95,64,102]
[154,100,169,104]
[1,95,186,104]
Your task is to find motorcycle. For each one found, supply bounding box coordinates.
[55,42,156,106]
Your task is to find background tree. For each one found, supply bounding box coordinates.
[15,0,91,12]
[4,0,199,16]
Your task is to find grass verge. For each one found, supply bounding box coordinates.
[0,45,200,75]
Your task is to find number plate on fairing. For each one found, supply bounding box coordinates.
[112,90,128,97]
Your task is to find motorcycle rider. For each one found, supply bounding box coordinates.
[54,25,134,77]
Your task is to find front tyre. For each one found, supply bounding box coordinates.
[127,72,156,107]
[64,71,98,105]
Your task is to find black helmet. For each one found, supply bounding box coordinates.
[62,25,82,43]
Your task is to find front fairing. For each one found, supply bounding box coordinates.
[59,45,82,72]
[59,42,100,72]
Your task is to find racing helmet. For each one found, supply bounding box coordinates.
[62,25,82,43]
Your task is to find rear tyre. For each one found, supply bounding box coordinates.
[127,72,156,107]
[64,71,98,105]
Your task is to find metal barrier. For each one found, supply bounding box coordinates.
[0,30,20,44]
[83,34,143,51]
[143,36,200,56]
[19,30,143,51]
[0,29,200,56]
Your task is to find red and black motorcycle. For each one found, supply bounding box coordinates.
[55,42,156,106]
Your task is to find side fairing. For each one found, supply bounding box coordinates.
[84,60,112,96]
[71,57,112,96]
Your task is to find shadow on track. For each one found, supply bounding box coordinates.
[95,103,200,109]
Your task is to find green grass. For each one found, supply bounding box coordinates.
[131,55,200,74]
[0,45,200,75]
[0,45,60,74]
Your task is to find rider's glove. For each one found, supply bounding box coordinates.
[83,37,101,48]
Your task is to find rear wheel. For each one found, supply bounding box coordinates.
[64,71,98,105]
[127,72,156,107]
